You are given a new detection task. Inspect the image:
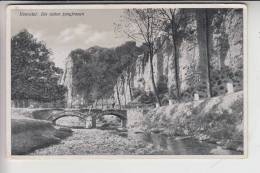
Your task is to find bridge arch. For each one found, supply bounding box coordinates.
[100,111,126,120]
[52,114,87,125]
[99,111,127,128]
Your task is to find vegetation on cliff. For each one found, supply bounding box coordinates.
[70,41,143,105]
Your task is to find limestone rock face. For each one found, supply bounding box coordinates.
[208,9,243,71]
[224,10,243,70]
[113,9,243,106]
[60,56,74,108]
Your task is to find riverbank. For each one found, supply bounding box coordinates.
[135,91,244,153]
[12,118,72,155]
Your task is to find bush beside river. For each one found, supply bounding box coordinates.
[138,91,244,152]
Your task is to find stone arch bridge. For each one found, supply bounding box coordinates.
[33,108,127,128]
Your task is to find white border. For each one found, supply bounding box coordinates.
[5,3,248,160]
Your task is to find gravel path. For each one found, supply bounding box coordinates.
[30,129,152,155]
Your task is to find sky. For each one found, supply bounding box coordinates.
[11,9,131,69]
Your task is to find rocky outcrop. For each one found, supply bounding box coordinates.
[113,9,243,106]
[61,9,243,107]
[60,56,74,107]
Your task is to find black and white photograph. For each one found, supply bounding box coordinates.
[7,4,246,157]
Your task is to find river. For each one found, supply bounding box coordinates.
[30,127,242,155]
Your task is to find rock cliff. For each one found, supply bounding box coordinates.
[61,9,243,107]
[60,55,74,107]
[113,9,243,106]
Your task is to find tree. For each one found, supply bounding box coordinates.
[195,9,212,98]
[126,65,134,101]
[116,9,167,106]
[114,41,140,103]
[70,49,95,104]
[116,82,122,109]
[69,42,140,107]
[205,9,213,97]
[11,30,66,103]
[157,9,186,101]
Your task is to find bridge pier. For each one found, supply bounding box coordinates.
[121,119,127,128]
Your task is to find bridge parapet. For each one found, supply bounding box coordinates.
[47,110,90,121]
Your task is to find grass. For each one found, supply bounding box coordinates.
[12,118,53,134]
[11,118,72,155]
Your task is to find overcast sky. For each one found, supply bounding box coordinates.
[11,9,131,69]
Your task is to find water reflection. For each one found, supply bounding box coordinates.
[134,132,242,155]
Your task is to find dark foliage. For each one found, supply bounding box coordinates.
[70,41,142,104]
[11,30,67,102]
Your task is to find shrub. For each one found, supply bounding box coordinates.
[132,87,146,99]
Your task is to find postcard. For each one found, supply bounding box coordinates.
[6,4,247,158]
